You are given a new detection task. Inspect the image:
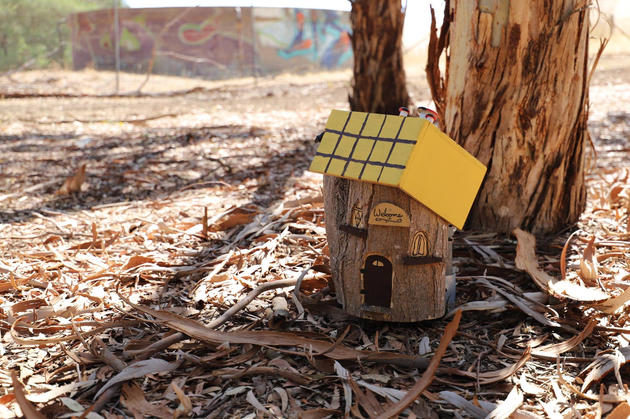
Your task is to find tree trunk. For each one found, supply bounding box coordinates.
[323,176,451,322]
[349,0,409,113]
[428,0,593,234]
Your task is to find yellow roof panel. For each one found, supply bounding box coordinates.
[379,167,403,186]
[352,138,375,160]
[345,112,368,134]
[344,161,364,179]
[399,124,487,229]
[362,113,386,136]
[309,109,487,229]
[380,115,404,138]
[398,117,424,141]
[309,155,330,173]
[327,158,346,176]
[387,143,414,166]
[325,110,350,131]
[317,131,339,154]
[361,163,382,182]
[336,135,356,158]
[369,141,392,163]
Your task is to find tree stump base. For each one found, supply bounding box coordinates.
[324,176,454,322]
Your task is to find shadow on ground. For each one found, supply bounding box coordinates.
[0,125,319,229]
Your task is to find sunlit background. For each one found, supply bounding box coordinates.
[123,0,442,46]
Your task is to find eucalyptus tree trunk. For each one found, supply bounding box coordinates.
[428,0,595,234]
[349,0,409,113]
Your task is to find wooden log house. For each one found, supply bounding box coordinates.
[309,109,486,322]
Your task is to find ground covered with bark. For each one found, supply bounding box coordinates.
[0,63,629,418]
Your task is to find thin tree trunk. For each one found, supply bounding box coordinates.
[428,0,594,234]
[349,0,409,113]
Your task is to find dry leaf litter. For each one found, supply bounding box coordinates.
[0,63,628,418]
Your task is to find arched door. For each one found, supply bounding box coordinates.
[361,254,392,308]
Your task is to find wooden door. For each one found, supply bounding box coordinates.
[361,254,392,307]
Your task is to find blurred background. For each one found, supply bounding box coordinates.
[1,0,623,82]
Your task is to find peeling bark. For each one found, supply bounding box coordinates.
[428,0,592,234]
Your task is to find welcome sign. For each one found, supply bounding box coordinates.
[368,202,410,227]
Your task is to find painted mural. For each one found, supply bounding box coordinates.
[254,8,352,71]
[69,7,352,79]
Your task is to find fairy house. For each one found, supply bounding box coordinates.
[309,110,486,322]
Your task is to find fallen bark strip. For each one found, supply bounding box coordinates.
[438,391,489,418]
[11,371,46,419]
[580,346,630,393]
[87,338,128,414]
[532,319,596,357]
[118,287,431,367]
[126,277,299,360]
[485,386,524,419]
[513,228,609,302]
[476,278,562,328]
[215,366,311,386]
[455,329,595,363]
[375,310,462,419]
[349,376,385,417]
[558,362,630,404]
[438,347,532,387]
[10,319,141,345]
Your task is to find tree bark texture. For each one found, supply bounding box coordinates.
[349,0,410,114]
[323,176,451,322]
[428,0,592,234]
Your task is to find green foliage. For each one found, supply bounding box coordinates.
[0,0,125,72]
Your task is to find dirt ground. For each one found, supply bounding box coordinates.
[0,48,629,418]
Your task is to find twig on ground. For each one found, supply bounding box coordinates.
[126,277,300,360]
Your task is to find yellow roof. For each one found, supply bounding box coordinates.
[309,109,487,229]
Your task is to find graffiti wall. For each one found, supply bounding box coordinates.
[69,7,352,79]
[254,8,352,72]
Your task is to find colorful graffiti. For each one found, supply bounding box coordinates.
[255,8,352,71]
[69,7,352,79]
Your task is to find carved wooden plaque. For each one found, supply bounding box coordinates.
[368,202,410,227]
